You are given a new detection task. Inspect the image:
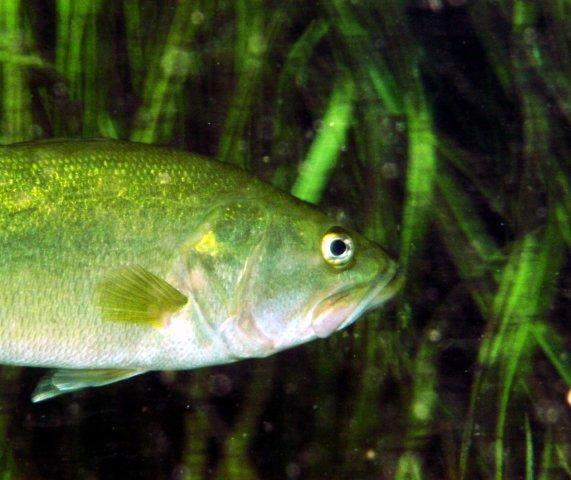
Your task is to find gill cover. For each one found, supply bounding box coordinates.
[177,200,275,359]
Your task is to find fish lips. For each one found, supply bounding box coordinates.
[311,264,402,339]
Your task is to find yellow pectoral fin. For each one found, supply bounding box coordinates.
[32,369,146,402]
[96,265,188,328]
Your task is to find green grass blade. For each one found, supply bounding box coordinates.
[0,0,33,143]
[130,0,198,144]
[554,169,571,249]
[270,19,330,190]
[525,414,534,480]
[532,323,571,387]
[327,0,402,115]
[395,452,424,480]
[555,442,571,476]
[352,100,399,246]
[274,19,329,128]
[0,369,19,480]
[216,362,273,479]
[435,167,503,311]
[291,77,354,204]
[491,224,562,479]
[217,0,268,167]
[122,0,145,92]
[494,321,532,480]
[537,432,554,480]
[437,139,507,217]
[399,75,436,271]
[53,0,119,137]
[536,430,571,479]
[407,335,438,442]
[461,212,564,479]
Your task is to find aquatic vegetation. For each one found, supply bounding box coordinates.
[0,1,569,479]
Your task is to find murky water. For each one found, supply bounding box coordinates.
[1,1,570,479]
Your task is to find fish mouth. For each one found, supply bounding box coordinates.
[311,263,402,338]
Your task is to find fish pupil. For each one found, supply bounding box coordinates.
[330,239,347,256]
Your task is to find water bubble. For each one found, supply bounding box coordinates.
[545,407,559,423]
[412,401,430,420]
[29,124,43,139]
[191,10,204,25]
[172,464,191,480]
[276,141,290,156]
[419,0,443,10]
[381,162,399,179]
[428,329,441,342]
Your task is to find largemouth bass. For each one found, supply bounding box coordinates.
[0,139,401,401]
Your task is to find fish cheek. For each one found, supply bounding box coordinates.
[242,228,322,344]
[219,212,285,358]
[176,201,277,353]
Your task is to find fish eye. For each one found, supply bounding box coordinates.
[321,227,354,268]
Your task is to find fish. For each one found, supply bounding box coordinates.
[0,139,402,402]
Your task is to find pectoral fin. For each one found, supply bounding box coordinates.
[96,265,188,328]
[32,368,146,403]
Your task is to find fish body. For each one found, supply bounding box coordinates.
[0,139,400,400]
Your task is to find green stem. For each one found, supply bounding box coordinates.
[291,77,354,204]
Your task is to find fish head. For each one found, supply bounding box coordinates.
[176,199,401,359]
[225,203,403,355]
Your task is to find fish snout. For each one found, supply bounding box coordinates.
[371,264,403,307]
[310,262,403,338]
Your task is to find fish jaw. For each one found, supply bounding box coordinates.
[309,262,402,338]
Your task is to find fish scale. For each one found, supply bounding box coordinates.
[0,139,400,401]
[1,140,245,370]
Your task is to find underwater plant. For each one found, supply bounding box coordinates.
[0,1,569,479]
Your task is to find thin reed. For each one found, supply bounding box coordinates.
[0,1,569,479]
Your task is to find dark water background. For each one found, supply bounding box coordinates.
[0,1,570,479]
